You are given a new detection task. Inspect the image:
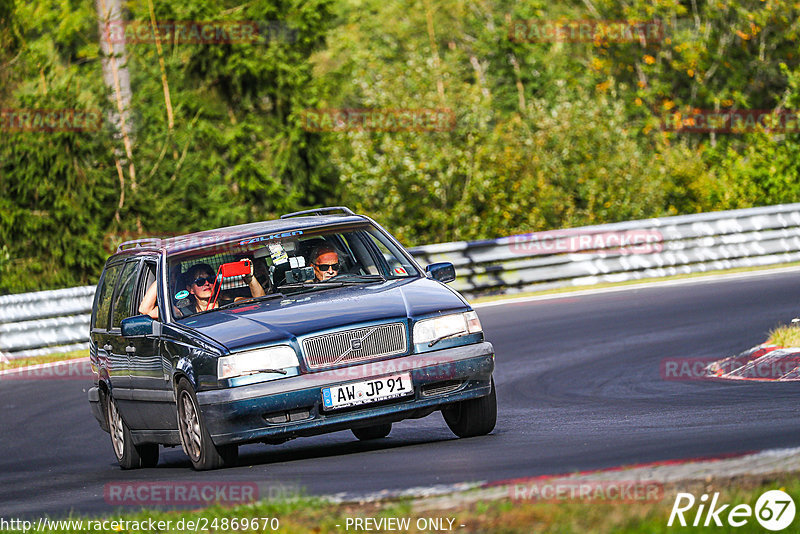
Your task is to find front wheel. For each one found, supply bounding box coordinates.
[107,393,159,469]
[176,378,237,470]
[442,379,497,438]
[352,423,392,441]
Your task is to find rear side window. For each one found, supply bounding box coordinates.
[92,263,123,330]
[110,261,140,329]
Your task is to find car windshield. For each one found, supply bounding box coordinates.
[167,223,419,318]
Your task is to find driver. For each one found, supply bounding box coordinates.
[310,245,340,282]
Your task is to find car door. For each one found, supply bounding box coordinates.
[106,258,141,420]
[124,259,175,430]
[90,262,123,386]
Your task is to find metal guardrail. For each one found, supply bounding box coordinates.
[3,204,800,359]
[409,203,800,296]
[0,286,95,360]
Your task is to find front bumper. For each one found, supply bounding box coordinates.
[197,341,495,445]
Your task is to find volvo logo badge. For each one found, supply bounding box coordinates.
[350,338,363,351]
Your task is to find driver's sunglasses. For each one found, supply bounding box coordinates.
[192,275,216,287]
[313,262,339,272]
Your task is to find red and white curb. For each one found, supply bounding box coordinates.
[707,344,800,381]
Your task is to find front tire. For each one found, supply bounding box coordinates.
[107,393,159,469]
[352,423,392,441]
[176,378,237,470]
[442,379,497,438]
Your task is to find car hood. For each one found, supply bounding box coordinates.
[176,278,468,352]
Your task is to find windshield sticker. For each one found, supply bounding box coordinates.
[239,230,303,246]
[394,267,408,275]
[269,244,289,265]
[174,290,190,300]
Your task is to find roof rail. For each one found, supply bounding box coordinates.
[280,206,356,219]
[116,238,163,252]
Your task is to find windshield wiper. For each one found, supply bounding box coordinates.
[278,281,345,289]
[279,275,386,289]
[336,274,387,282]
[241,368,288,376]
[428,330,468,347]
[216,293,285,311]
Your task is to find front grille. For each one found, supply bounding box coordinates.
[303,322,407,369]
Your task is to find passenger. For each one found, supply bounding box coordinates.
[140,261,265,318]
[310,245,340,282]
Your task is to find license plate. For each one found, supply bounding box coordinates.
[322,373,413,410]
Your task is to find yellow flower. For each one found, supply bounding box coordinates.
[644,55,656,64]
[665,37,672,45]
[596,80,611,92]
[638,81,647,88]
[736,30,750,40]
[687,69,694,77]
[722,99,733,107]
[635,98,643,106]
[663,100,675,110]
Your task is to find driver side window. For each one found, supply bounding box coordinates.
[110,260,141,330]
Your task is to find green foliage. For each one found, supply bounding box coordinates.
[4,0,800,292]
[1,0,338,293]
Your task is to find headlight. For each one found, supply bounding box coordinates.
[413,311,483,346]
[218,345,299,379]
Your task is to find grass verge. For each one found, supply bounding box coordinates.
[5,474,799,533]
[0,349,89,371]
[767,325,800,348]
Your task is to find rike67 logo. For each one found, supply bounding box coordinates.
[668,490,796,530]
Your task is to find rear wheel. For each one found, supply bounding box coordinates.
[352,423,392,441]
[176,378,237,470]
[442,379,497,438]
[107,394,159,469]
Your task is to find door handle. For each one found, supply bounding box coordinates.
[125,346,136,354]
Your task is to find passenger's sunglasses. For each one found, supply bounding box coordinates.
[313,262,339,272]
[192,275,216,287]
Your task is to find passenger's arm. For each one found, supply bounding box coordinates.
[138,281,159,319]
[246,272,266,298]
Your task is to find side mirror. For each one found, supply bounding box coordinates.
[425,262,456,283]
[121,314,161,338]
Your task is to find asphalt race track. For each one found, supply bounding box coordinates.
[3,269,800,518]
